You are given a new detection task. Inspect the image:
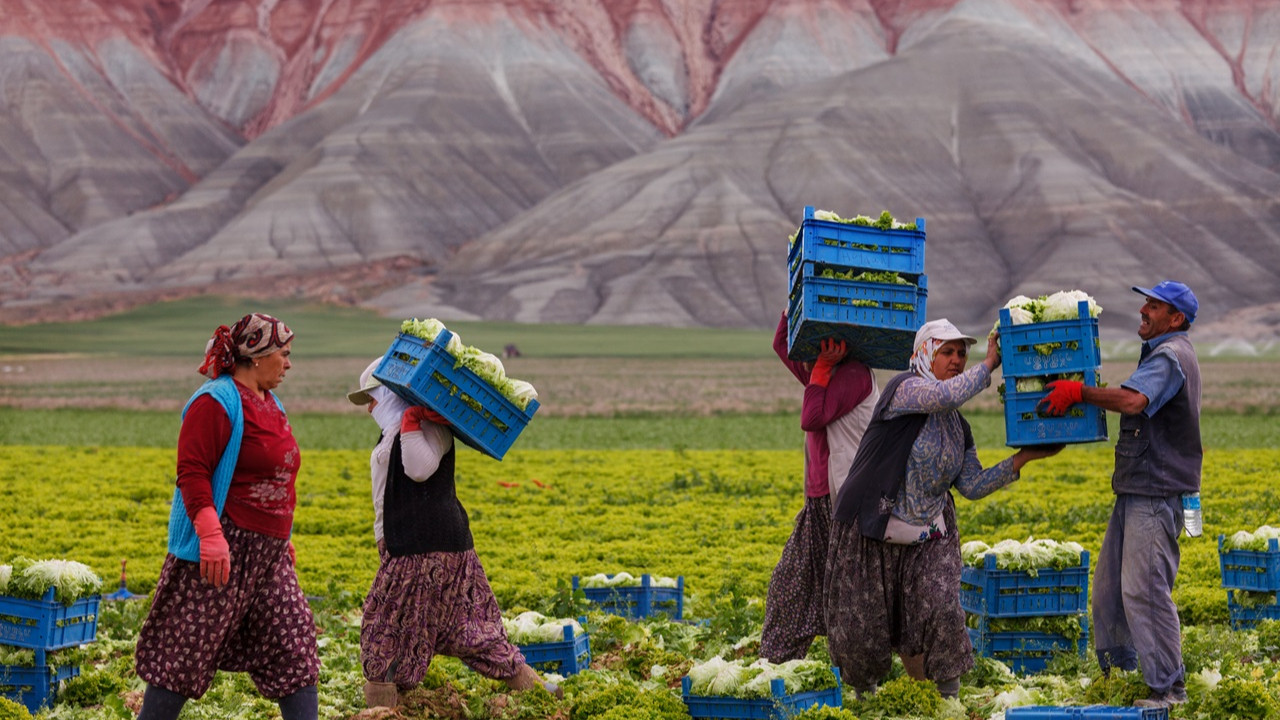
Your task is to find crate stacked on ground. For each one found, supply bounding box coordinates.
[681,658,843,720]
[0,587,100,712]
[504,614,591,676]
[961,546,1091,675]
[998,297,1107,447]
[1007,706,1168,719]
[1218,529,1280,630]
[572,574,684,620]
[786,206,928,370]
[373,327,539,460]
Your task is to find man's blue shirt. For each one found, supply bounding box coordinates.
[1120,331,1187,417]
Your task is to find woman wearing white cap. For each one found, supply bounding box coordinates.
[347,359,558,709]
[824,319,1063,698]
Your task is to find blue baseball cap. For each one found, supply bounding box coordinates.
[1132,281,1198,323]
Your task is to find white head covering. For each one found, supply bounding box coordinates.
[348,358,383,405]
[909,319,977,380]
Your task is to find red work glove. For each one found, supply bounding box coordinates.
[192,506,231,587]
[809,339,848,388]
[1039,380,1084,416]
[401,406,450,434]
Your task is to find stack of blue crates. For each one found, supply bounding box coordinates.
[516,617,591,676]
[999,301,1107,447]
[961,552,1090,674]
[681,667,843,719]
[1218,535,1280,629]
[372,329,539,460]
[0,587,100,713]
[786,206,928,370]
[571,574,684,620]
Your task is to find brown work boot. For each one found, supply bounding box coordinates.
[362,680,399,708]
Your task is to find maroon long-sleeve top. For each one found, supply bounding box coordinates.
[176,382,300,539]
[773,314,875,497]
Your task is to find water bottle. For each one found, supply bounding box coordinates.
[1181,492,1203,538]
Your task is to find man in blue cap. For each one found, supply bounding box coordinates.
[1040,280,1201,709]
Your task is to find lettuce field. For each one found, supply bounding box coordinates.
[5,441,1280,719]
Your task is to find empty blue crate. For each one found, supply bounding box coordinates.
[681,667,842,719]
[1226,590,1280,630]
[1219,535,1280,592]
[0,663,79,713]
[571,574,684,620]
[961,552,1090,617]
[969,617,1088,675]
[998,302,1102,377]
[787,269,927,370]
[517,620,591,676]
[0,588,100,651]
[372,329,539,460]
[1007,707,1167,720]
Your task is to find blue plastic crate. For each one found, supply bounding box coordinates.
[787,206,926,278]
[571,575,684,620]
[969,618,1089,675]
[1007,707,1167,719]
[1219,535,1280,592]
[961,552,1090,617]
[0,663,79,713]
[0,589,100,651]
[681,667,842,719]
[786,268,927,369]
[1226,590,1280,630]
[998,302,1102,377]
[372,330,539,460]
[517,619,591,676]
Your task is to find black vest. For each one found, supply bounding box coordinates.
[383,433,474,556]
[1111,334,1202,497]
[833,372,974,539]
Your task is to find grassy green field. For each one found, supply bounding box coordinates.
[3,297,1280,720]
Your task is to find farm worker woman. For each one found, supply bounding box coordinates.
[347,359,559,709]
[1039,281,1201,710]
[762,311,878,662]
[824,319,1063,698]
[134,313,320,720]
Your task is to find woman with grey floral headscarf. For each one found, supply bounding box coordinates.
[135,312,319,720]
[824,319,1062,699]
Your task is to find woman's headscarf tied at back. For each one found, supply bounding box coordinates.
[199,312,294,379]
[908,318,977,381]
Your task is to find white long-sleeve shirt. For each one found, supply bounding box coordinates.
[369,423,453,542]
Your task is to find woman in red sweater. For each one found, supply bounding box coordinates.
[134,313,319,720]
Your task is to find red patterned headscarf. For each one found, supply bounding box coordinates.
[198,313,295,379]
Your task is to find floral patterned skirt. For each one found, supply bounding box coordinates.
[361,544,524,689]
[824,494,971,690]
[760,493,832,662]
[135,521,320,699]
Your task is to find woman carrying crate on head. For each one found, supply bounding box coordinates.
[347,359,559,709]
[761,310,879,663]
[824,319,1063,699]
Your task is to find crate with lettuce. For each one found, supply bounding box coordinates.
[681,656,842,718]
[994,291,1107,446]
[372,318,540,460]
[572,573,684,620]
[501,612,590,675]
[960,539,1090,675]
[0,559,101,712]
[786,206,928,370]
[1219,526,1280,593]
